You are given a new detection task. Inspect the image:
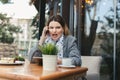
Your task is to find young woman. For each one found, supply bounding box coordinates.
[29,15,81,66]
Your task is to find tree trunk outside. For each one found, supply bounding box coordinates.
[81,20,98,55]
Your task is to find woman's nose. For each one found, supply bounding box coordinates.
[53,28,57,32]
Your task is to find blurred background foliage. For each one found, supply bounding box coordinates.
[0,13,22,44]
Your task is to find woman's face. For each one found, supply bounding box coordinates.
[48,21,64,41]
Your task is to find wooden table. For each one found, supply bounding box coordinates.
[0,60,88,80]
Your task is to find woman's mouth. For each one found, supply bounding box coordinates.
[51,34,59,40]
[52,34,58,38]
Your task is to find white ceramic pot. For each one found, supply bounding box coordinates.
[42,55,57,71]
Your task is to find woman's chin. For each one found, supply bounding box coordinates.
[52,38,59,41]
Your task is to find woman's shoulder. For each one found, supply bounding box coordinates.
[64,35,76,41]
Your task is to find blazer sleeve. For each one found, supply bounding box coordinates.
[64,35,82,66]
[28,44,42,62]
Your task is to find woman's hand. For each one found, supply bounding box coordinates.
[39,26,49,45]
[57,58,62,65]
[41,26,49,37]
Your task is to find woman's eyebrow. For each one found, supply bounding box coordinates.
[49,26,61,27]
[56,26,61,27]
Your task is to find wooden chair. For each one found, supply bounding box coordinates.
[81,56,102,80]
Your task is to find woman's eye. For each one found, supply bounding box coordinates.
[56,26,61,29]
[49,27,53,29]
[49,26,61,29]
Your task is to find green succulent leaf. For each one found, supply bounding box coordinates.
[39,43,58,55]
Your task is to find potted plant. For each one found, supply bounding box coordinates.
[39,43,58,71]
